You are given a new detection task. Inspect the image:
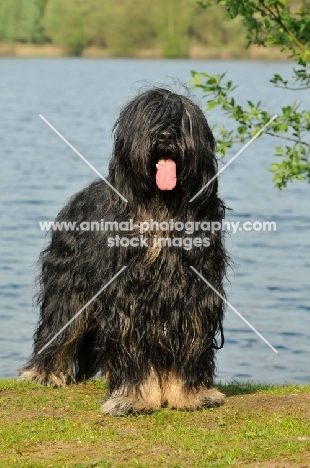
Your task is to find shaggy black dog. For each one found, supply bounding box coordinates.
[20,88,229,415]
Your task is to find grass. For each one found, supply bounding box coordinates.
[0,379,310,467]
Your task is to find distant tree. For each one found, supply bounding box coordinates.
[155,0,192,58]
[44,0,84,55]
[43,0,111,56]
[0,0,42,43]
[187,1,247,58]
[191,0,310,189]
[0,0,250,59]
[104,0,246,58]
[103,0,157,57]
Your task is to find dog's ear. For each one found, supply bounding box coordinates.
[110,90,175,196]
[178,97,218,201]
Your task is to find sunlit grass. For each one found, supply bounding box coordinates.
[1,379,309,467]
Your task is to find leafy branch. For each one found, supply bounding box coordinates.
[192,0,310,189]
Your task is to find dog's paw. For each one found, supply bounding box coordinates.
[167,386,225,410]
[19,368,75,387]
[101,395,159,416]
[101,396,134,416]
[200,388,225,408]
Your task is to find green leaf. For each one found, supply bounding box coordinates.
[206,101,219,110]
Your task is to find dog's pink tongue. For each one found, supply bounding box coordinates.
[156,159,177,190]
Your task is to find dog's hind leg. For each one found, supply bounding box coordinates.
[20,347,76,387]
[19,200,102,386]
[19,314,88,387]
[19,248,95,386]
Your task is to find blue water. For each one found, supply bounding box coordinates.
[0,58,309,384]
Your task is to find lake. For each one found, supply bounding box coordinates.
[0,58,309,384]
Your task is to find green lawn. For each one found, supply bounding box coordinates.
[1,379,309,467]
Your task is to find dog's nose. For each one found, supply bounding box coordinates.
[159,130,174,143]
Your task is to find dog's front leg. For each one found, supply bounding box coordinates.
[101,365,162,415]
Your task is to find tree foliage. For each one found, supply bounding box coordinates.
[43,0,213,58]
[192,0,310,189]
[0,0,42,43]
[0,0,248,57]
[43,0,113,55]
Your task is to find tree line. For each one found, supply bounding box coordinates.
[0,0,248,56]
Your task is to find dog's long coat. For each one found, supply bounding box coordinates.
[20,88,229,415]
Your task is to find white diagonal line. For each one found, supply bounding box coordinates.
[39,114,128,203]
[190,266,278,354]
[189,115,277,202]
[37,266,127,354]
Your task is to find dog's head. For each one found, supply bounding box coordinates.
[110,88,218,201]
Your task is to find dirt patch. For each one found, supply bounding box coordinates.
[253,451,310,468]
[227,393,310,419]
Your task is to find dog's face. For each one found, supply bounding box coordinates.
[110,88,218,200]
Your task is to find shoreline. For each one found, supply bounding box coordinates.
[0,42,290,60]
